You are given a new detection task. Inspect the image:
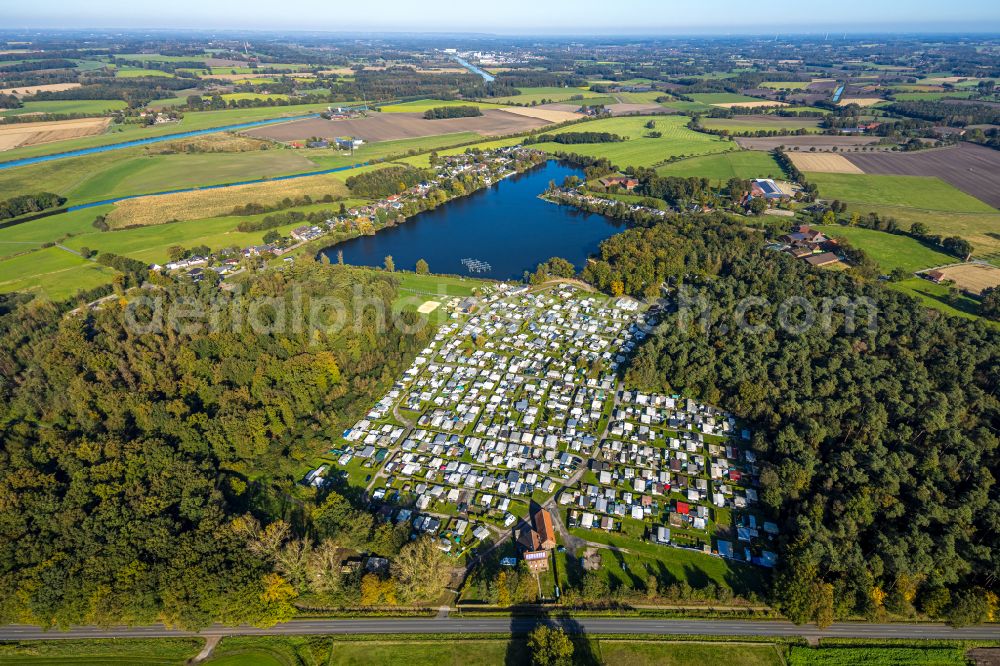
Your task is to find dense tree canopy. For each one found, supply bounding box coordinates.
[587,214,1000,625]
[0,262,432,628]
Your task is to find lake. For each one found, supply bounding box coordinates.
[318,161,626,279]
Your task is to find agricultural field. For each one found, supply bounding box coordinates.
[759,81,811,90]
[786,644,969,665]
[599,642,784,666]
[927,263,1000,296]
[0,245,119,301]
[526,115,734,168]
[113,66,174,78]
[894,276,994,320]
[687,93,772,106]
[219,92,291,102]
[0,99,126,117]
[375,99,509,113]
[487,86,598,105]
[787,153,864,174]
[244,110,549,143]
[0,104,335,162]
[735,135,878,150]
[806,172,996,213]
[844,143,1000,208]
[700,115,822,133]
[0,638,203,665]
[0,117,110,152]
[656,150,784,180]
[814,225,957,273]
[100,168,353,228]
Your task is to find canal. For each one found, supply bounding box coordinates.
[317,161,626,279]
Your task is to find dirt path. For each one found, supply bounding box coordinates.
[190,634,221,663]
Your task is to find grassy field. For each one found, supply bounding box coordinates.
[600,641,784,666]
[700,117,822,133]
[0,99,127,117]
[687,93,770,105]
[567,527,768,598]
[0,104,336,162]
[375,99,510,113]
[893,277,988,321]
[488,86,599,105]
[0,245,119,300]
[814,225,956,273]
[0,206,113,258]
[786,645,968,665]
[0,638,203,665]
[805,173,1000,259]
[806,172,996,213]
[656,150,783,181]
[114,66,175,78]
[306,132,485,170]
[219,92,291,102]
[759,81,811,90]
[528,115,734,168]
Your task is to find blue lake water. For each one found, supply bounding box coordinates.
[318,161,626,279]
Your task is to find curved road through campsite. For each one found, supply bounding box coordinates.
[1,617,998,641]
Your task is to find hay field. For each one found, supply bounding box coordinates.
[932,263,1000,295]
[787,152,865,174]
[712,100,789,109]
[417,300,441,314]
[0,82,82,96]
[104,172,351,229]
[838,98,885,107]
[499,106,581,122]
[0,117,110,151]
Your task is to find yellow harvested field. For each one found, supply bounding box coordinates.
[923,76,968,85]
[417,300,441,314]
[498,106,581,123]
[0,82,82,96]
[0,117,110,151]
[932,263,1000,296]
[319,68,356,76]
[787,152,865,174]
[838,98,885,107]
[711,101,788,109]
[105,173,350,229]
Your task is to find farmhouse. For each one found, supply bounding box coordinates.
[804,252,840,267]
[599,175,639,191]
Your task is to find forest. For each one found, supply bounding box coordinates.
[422,105,483,119]
[344,165,430,197]
[0,262,437,628]
[582,215,1000,627]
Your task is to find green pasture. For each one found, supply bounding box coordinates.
[527,115,734,167]
[806,172,996,214]
[687,93,770,105]
[814,225,956,273]
[1,99,126,117]
[0,245,119,300]
[656,150,783,180]
[375,99,509,113]
[700,117,822,133]
[487,86,598,105]
[0,638,202,665]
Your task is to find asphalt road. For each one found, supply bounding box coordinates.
[1,617,999,641]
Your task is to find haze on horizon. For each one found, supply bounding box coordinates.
[3,0,1000,35]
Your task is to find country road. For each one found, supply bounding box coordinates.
[1,617,999,641]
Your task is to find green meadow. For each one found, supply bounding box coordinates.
[527,115,734,168]
[656,150,783,180]
[687,93,770,105]
[1,99,126,117]
[806,172,996,213]
[375,98,509,113]
[814,225,956,273]
[700,116,822,133]
[487,86,598,105]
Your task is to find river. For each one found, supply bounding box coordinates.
[318,161,626,279]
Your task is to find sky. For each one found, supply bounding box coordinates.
[3,0,1000,34]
